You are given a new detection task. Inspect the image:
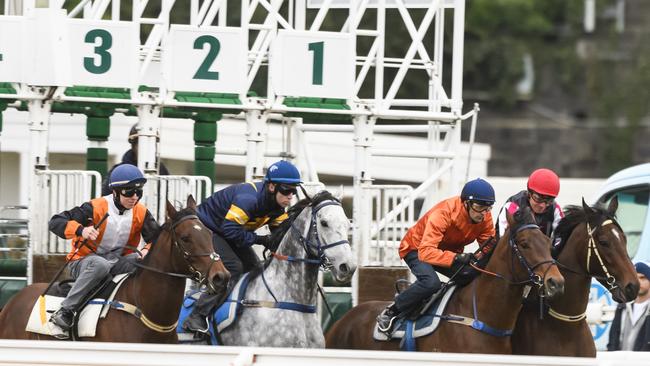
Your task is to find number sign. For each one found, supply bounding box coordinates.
[0,17,23,83]
[67,20,138,88]
[270,30,354,99]
[164,26,247,94]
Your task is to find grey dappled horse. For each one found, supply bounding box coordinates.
[220,190,357,347]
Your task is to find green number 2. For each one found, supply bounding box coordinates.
[84,29,112,74]
[308,41,324,85]
[193,35,221,80]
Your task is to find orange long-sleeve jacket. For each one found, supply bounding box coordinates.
[398,196,495,267]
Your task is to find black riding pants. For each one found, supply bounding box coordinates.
[192,232,260,317]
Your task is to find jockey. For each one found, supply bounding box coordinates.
[496,168,563,242]
[182,160,302,333]
[101,124,170,196]
[48,164,160,336]
[376,178,497,334]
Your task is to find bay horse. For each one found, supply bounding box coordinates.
[325,206,565,353]
[512,197,639,357]
[217,190,356,347]
[0,195,229,342]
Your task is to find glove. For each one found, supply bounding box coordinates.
[255,235,273,249]
[454,252,474,265]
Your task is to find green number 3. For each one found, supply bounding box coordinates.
[84,29,112,74]
[193,35,221,80]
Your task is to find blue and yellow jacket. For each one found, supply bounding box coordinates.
[197,182,288,247]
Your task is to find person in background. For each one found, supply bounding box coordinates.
[48,164,160,337]
[182,160,302,333]
[376,178,497,334]
[101,124,170,196]
[608,261,650,351]
[496,168,563,242]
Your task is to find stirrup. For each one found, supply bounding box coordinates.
[377,315,397,333]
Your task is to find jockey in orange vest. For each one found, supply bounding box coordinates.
[48,164,160,335]
[377,178,497,334]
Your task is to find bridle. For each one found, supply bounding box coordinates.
[509,223,557,287]
[135,213,222,293]
[585,220,618,291]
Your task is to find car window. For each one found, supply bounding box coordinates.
[600,187,650,258]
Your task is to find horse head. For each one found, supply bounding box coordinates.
[505,206,565,299]
[286,190,357,283]
[163,195,230,297]
[580,197,639,302]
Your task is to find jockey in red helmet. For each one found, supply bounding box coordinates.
[496,168,563,240]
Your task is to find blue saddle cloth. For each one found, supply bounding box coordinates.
[176,273,252,344]
[373,285,457,348]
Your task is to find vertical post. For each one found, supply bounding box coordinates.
[136,105,161,174]
[245,110,268,181]
[450,0,465,113]
[352,114,375,306]
[193,111,220,194]
[85,111,112,188]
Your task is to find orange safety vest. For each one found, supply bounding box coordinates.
[64,196,147,261]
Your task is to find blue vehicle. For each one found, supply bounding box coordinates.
[589,163,650,350]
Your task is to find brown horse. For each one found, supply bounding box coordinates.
[512,198,639,357]
[325,207,565,353]
[0,195,230,342]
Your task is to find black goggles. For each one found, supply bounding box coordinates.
[120,187,143,198]
[529,190,554,205]
[276,184,298,196]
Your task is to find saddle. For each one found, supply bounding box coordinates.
[26,274,130,339]
[373,284,458,349]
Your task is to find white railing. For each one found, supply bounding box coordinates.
[142,175,212,224]
[30,170,101,256]
[0,339,645,366]
[365,185,415,267]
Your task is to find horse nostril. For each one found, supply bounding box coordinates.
[339,263,349,274]
[625,282,639,301]
[546,278,565,297]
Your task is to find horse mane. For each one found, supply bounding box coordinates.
[553,204,617,254]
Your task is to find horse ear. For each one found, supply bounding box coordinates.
[166,199,177,221]
[335,185,344,201]
[506,209,515,228]
[607,195,619,215]
[186,194,197,209]
[582,197,596,216]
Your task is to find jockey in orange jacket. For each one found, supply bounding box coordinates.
[377,178,497,334]
[48,164,159,336]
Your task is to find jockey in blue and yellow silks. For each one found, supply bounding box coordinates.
[183,160,302,334]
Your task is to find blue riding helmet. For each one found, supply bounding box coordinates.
[264,160,302,184]
[460,178,495,205]
[109,164,147,189]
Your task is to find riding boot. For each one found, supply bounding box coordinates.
[377,302,399,333]
[50,307,75,332]
[182,291,221,333]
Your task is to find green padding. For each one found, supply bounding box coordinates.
[0,82,17,94]
[0,279,27,308]
[175,91,242,106]
[86,116,110,140]
[195,146,215,160]
[65,86,130,99]
[87,147,108,161]
[194,160,215,180]
[0,259,27,276]
[321,291,352,333]
[283,97,352,123]
[194,121,217,144]
[87,160,108,177]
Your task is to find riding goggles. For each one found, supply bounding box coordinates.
[529,190,555,205]
[120,187,143,198]
[277,184,298,196]
[469,201,493,213]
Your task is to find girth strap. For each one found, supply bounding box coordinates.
[88,300,178,333]
[444,314,513,337]
[228,299,316,313]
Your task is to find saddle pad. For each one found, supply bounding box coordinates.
[25,273,131,338]
[373,285,457,341]
[214,272,251,332]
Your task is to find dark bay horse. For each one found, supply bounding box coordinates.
[217,190,356,347]
[512,198,639,357]
[0,196,229,342]
[325,207,565,353]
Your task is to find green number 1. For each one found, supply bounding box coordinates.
[84,29,113,74]
[308,41,324,85]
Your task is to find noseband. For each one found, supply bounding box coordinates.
[509,223,556,287]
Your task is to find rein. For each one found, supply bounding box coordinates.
[548,219,617,323]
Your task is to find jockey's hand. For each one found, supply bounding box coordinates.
[81,226,99,241]
[454,252,475,265]
[139,248,149,259]
[255,235,273,250]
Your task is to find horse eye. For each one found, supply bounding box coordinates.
[320,220,329,228]
[598,240,609,247]
[180,235,191,242]
[518,240,529,249]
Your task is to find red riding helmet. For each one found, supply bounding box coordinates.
[527,168,560,197]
